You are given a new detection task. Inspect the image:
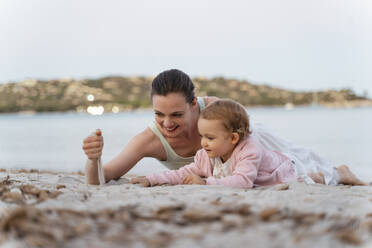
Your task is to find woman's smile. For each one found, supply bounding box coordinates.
[164,125,178,132]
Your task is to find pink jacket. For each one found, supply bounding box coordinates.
[146,136,297,189]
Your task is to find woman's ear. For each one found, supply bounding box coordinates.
[192,97,197,106]
[231,132,240,145]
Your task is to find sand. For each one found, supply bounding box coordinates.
[0,169,372,248]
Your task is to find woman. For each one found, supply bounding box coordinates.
[83,69,365,186]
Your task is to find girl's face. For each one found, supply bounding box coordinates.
[198,118,239,162]
[152,93,196,138]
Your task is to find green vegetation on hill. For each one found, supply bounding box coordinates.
[0,76,370,113]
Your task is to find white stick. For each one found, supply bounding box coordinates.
[97,157,105,186]
[91,130,105,186]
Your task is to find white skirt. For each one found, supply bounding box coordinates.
[251,122,339,185]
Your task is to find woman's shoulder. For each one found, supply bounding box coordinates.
[201,96,219,106]
[130,128,166,159]
[136,127,157,142]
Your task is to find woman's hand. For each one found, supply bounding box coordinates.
[182,174,206,185]
[82,129,104,160]
[130,176,151,187]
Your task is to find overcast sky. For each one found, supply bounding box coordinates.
[1,0,371,95]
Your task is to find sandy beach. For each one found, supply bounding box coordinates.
[0,169,371,248]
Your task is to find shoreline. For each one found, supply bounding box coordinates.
[1,102,372,116]
[1,169,371,247]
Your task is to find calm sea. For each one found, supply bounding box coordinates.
[1,107,371,181]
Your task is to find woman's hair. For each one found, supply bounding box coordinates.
[151,69,195,104]
[200,99,251,142]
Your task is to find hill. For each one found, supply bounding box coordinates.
[0,76,371,113]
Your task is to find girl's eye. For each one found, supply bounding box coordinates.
[207,137,214,141]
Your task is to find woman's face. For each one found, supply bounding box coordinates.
[152,93,195,138]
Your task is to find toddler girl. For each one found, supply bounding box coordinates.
[131,99,303,188]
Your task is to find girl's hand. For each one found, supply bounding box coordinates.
[182,174,206,185]
[82,129,104,160]
[130,176,151,187]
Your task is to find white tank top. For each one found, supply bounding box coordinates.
[148,97,205,169]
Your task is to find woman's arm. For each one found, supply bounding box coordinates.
[84,128,164,185]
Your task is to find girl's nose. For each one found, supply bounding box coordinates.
[201,138,207,148]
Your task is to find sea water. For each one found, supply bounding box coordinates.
[1,107,371,181]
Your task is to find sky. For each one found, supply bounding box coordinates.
[1,0,371,96]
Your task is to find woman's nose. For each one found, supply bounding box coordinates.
[163,118,174,127]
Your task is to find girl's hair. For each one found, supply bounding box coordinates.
[151,69,195,104]
[200,99,251,142]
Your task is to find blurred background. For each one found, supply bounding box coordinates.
[1,0,371,95]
